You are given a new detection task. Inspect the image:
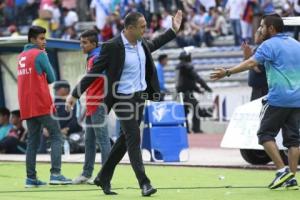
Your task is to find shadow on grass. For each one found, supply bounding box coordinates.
[0,185,267,194]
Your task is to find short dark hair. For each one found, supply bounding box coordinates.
[53,80,70,91]
[0,107,10,118]
[158,54,168,62]
[124,12,144,28]
[80,30,99,45]
[11,110,20,118]
[262,13,284,33]
[28,26,46,42]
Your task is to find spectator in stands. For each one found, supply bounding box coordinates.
[15,0,27,25]
[176,51,212,133]
[210,14,300,190]
[62,0,77,10]
[176,16,197,47]
[161,10,173,30]
[24,0,40,24]
[62,7,78,28]
[3,0,15,26]
[189,6,207,47]
[206,7,228,38]
[111,11,123,36]
[225,0,243,46]
[101,15,114,41]
[0,110,26,154]
[61,26,78,40]
[8,24,20,37]
[242,27,268,100]
[241,0,253,43]
[90,0,111,31]
[73,30,111,184]
[0,107,13,141]
[203,7,216,47]
[149,14,162,37]
[156,54,169,100]
[32,9,53,38]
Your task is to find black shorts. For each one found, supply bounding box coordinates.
[257,100,300,148]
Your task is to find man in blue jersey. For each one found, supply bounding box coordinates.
[210,14,300,190]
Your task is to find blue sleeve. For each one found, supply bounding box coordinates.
[156,64,166,91]
[35,52,56,83]
[253,41,273,65]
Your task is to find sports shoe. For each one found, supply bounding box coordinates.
[25,178,47,188]
[283,179,299,190]
[87,177,95,185]
[50,174,72,185]
[268,168,294,189]
[72,175,94,184]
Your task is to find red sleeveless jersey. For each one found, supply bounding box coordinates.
[17,49,54,120]
[85,55,105,116]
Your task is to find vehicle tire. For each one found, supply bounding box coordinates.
[240,149,272,164]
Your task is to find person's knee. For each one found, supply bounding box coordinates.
[257,133,276,145]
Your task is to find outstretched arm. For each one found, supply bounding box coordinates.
[66,43,109,111]
[210,58,259,80]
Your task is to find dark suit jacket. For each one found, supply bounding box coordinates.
[72,29,176,112]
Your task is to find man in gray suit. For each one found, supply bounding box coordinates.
[66,10,182,196]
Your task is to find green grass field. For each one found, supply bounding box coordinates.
[0,162,299,200]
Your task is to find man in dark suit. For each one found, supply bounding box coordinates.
[66,11,182,196]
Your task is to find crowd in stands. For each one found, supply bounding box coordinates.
[1,0,299,47]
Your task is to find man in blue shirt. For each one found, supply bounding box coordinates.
[66,10,183,196]
[210,14,300,190]
[156,54,168,100]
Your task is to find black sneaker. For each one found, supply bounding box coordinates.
[283,179,299,190]
[268,168,294,189]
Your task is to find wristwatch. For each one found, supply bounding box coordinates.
[225,69,231,77]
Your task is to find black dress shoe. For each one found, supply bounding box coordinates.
[94,177,117,195]
[141,183,157,196]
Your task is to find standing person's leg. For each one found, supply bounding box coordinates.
[281,109,300,174]
[26,118,42,179]
[114,97,150,187]
[257,103,294,189]
[40,115,62,175]
[82,116,96,178]
[240,20,248,42]
[94,133,126,195]
[182,92,191,133]
[92,104,111,164]
[231,19,241,46]
[189,94,202,133]
[41,115,72,184]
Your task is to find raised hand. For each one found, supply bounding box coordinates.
[241,41,252,59]
[172,10,183,33]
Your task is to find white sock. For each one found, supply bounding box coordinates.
[277,166,288,173]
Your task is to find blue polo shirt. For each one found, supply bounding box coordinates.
[253,33,300,107]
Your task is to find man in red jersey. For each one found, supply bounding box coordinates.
[17,26,72,188]
[73,30,111,184]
